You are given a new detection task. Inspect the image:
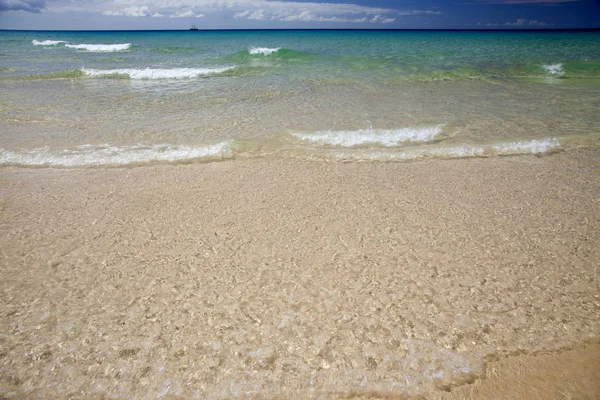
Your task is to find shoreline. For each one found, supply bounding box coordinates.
[326,342,600,400]
[1,150,599,398]
[433,341,600,400]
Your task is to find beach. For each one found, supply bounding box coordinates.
[1,149,598,398]
[1,28,600,398]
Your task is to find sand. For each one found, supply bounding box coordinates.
[1,149,599,399]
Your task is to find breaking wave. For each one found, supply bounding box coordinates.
[249,47,281,56]
[0,142,232,167]
[542,63,564,77]
[64,43,133,52]
[0,137,575,168]
[225,48,313,65]
[291,125,444,147]
[32,40,66,46]
[32,40,132,52]
[81,67,234,79]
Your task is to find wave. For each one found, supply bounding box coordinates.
[291,125,444,147]
[64,43,132,52]
[32,40,66,46]
[491,138,560,154]
[32,40,132,52]
[0,137,575,168]
[0,142,232,167]
[249,47,281,56]
[225,48,314,65]
[542,63,564,77]
[81,67,234,79]
[333,138,561,161]
[539,61,600,79]
[508,61,600,80]
[3,67,235,81]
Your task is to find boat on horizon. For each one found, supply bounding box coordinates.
[190,24,198,31]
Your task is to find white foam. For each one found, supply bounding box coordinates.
[249,47,281,56]
[292,125,444,147]
[0,142,232,167]
[543,63,564,76]
[32,40,66,46]
[334,138,561,161]
[65,43,132,52]
[81,67,233,79]
[491,138,560,154]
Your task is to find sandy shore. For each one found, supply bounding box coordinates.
[1,150,599,399]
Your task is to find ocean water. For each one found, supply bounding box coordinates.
[1,29,599,167]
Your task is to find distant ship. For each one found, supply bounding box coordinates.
[190,25,198,31]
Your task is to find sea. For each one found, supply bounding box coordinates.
[0,29,599,167]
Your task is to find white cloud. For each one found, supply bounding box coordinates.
[476,18,551,26]
[102,5,150,17]
[170,10,205,18]
[505,18,549,26]
[278,11,368,23]
[370,15,396,24]
[397,10,442,15]
[234,9,268,20]
[228,1,397,24]
[233,9,370,23]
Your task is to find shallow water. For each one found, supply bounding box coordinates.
[1,153,599,399]
[1,30,599,166]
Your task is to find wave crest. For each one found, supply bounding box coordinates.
[64,43,132,52]
[249,47,281,56]
[32,40,66,46]
[543,63,564,77]
[333,138,561,161]
[81,67,234,79]
[291,125,444,147]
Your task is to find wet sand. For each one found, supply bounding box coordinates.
[434,343,600,400]
[1,149,599,399]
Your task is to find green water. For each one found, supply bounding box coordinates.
[0,30,599,166]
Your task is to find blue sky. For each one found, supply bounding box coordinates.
[0,0,598,30]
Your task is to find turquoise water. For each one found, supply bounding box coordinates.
[1,30,599,166]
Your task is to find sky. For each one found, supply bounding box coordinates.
[0,0,598,30]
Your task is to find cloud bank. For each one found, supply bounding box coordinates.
[3,0,441,26]
[0,0,46,12]
[477,18,551,26]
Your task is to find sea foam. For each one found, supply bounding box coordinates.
[491,138,560,154]
[65,43,132,52]
[0,142,232,167]
[334,138,561,161]
[291,125,444,147]
[81,67,233,79]
[32,40,66,46]
[249,47,281,56]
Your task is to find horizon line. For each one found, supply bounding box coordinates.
[1,27,599,32]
